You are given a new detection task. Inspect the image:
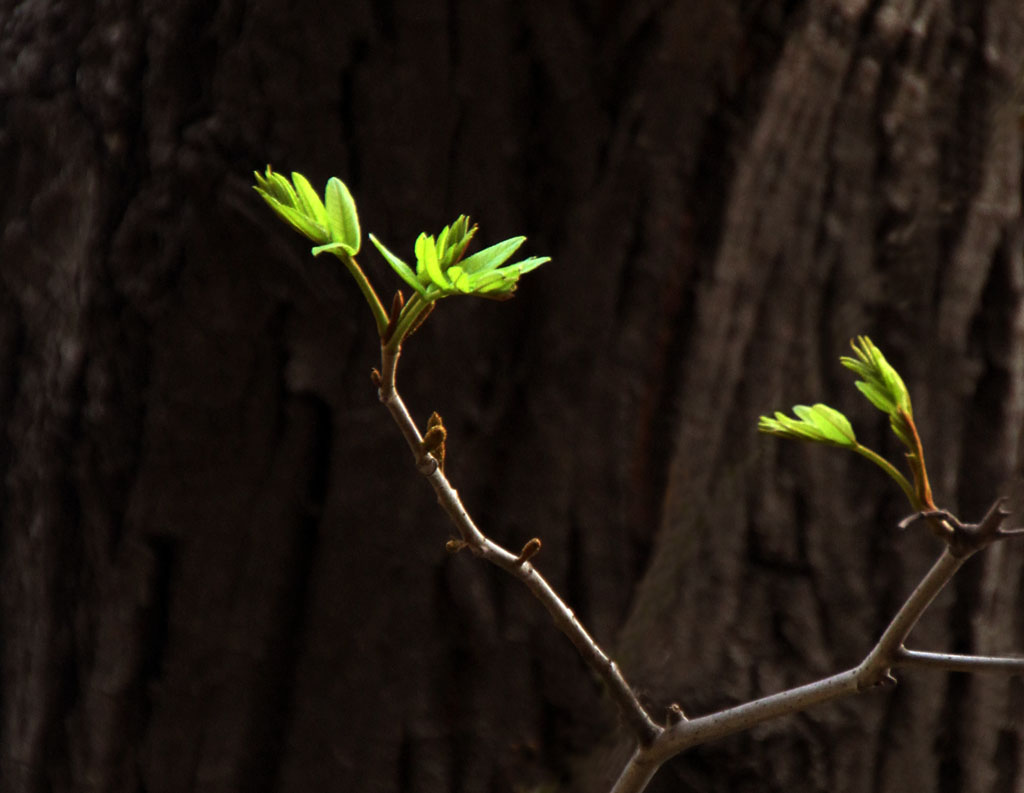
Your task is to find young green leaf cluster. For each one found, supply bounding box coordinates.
[253,167,550,348]
[758,337,932,510]
[840,337,913,446]
[254,168,360,253]
[370,218,549,301]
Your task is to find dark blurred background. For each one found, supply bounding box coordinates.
[2,2,1023,792]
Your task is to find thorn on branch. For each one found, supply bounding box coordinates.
[667,703,687,725]
[973,497,1017,543]
[897,509,955,540]
[858,668,898,692]
[370,367,382,388]
[515,538,542,565]
[897,498,1018,556]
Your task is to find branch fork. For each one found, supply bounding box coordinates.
[609,501,1024,793]
[898,497,1024,556]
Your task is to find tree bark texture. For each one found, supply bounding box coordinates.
[1,2,1022,793]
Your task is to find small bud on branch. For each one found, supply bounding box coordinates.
[515,538,542,565]
[423,412,447,470]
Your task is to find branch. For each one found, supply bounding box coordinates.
[610,538,1021,793]
[895,648,1024,675]
[375,343,662,747]
[374,336,1024,793]
[853,548,964,686]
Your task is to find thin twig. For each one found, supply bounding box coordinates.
[895,648,1024,675]
[376,343,662,746]
[340,253,389,334]
[854,548,964,686]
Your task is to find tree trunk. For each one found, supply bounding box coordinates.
[1,2,1021,793]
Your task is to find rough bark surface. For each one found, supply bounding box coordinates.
[1,2,1022,793]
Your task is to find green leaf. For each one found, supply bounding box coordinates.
[267,169,295,195]
[436,225,451,264]
[449,216,470,251]
[369,234,429,297]
[758,411,821,443]
[446,265,472,293]
[471,257,549,294]
[325,177,361,254]
[840,336,911,417]
[840,335,920,456]
[291,172,327,228]
[506,256,549,276]
[424,217,475,273]
[254,167,298,207]
[451,216,476,262]
[793,404,857,446]
[460,236,526,274]
[416,233,448,289]
[470,270,517,294]
[254,189,329,242]
[758,403,857,448]
[436,215,476,266]
[254,167,331,243]
[852,381,893,414]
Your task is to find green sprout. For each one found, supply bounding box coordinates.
[254,168,360,252]
[759,336,933,511]
[839,336,913,446]
[253,167,550,350]
[370,219,549,301]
